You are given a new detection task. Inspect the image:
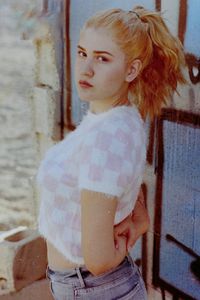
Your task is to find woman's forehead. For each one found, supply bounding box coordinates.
[79,27,124,56]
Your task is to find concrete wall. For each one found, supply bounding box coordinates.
[0,0,64,229]
[0,1,62,297]
[0,1,40,231]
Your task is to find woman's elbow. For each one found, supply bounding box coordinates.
[86,263,106,276]
[84,256,112,276]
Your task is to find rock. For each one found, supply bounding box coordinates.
[0,228,47,295]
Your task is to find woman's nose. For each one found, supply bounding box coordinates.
[81,59,94,77]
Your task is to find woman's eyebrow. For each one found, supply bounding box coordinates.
[77,45,114,57]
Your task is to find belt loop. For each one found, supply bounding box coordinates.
[46,266,53,279]
[75,267,86,288]
[127,253,135,267]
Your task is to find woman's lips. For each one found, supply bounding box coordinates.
[79,80,93,88]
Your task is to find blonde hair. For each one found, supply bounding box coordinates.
[82,6,186,118]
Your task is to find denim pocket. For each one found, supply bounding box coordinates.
[75,267,142,299]
[119,281,147,300]
[49,281,68,300]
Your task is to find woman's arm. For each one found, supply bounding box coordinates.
[114,188,150,250]
[81,189,127,276]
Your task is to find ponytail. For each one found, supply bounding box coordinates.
[130,6,187,119]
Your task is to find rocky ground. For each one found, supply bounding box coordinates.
[0,1,41,230]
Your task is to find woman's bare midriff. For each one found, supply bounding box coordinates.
[47,240,84,271]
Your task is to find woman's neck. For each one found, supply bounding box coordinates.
[89,101,113,114]
[89,97,130,114]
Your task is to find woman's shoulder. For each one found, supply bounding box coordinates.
[99,105,144,134]
[84,105,145,146]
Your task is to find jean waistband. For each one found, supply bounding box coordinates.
[47,254,135,288]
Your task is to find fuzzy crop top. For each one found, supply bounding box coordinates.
[37,105,146,264]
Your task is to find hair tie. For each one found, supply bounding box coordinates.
[128,10,140,19]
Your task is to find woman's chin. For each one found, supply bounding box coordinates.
[78,95,93,102]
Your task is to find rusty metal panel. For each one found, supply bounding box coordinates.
[154,109,200,299]
[184,0,200,58]
[179,0,200,84]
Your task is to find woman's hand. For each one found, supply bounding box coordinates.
[114,214,137,251]
[114,188,150,251]
[114,233,127,256]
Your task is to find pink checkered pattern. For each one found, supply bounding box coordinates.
[37,105,146,264]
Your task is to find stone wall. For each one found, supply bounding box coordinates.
[0,1,40,230]
[0,0,63,230]
[0,1,62,297]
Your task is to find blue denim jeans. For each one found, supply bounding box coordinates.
[46,255,147,300]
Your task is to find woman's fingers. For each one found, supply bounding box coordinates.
[114,225,129,238]
[114,215,131,235]
[114,220,138,250]
[114,216,133,249]
[126,227,137,250]
[115,234,127,253]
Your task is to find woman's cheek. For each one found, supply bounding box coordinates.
[106,70,125,87]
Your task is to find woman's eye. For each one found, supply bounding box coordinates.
[78,50,86,58]
[96,56,109,62]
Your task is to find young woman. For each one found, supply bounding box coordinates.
[37,5,186,300]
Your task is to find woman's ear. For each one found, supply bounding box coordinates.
[125,59,142,83]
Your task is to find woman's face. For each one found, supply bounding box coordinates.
[75,27,129,109]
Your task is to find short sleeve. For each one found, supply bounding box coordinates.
[78,119,145,197]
